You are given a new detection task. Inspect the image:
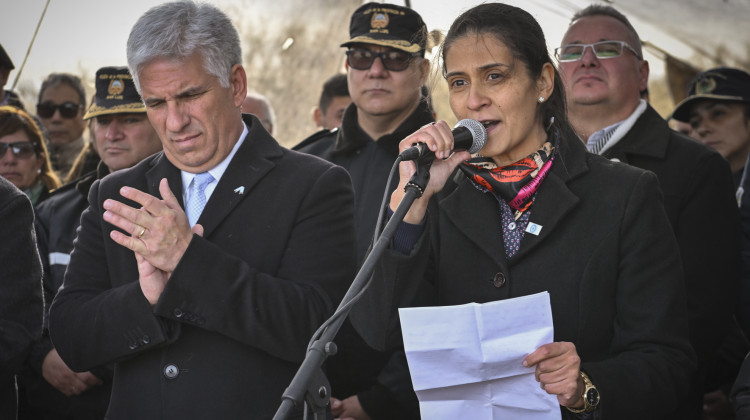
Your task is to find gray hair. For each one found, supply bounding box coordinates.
[570,5,643,58]
[126,1,242,93]
[38,73,86,108]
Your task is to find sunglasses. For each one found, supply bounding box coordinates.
[0,141,37,159]
[346,49,418,72]
[554,40,642,63]
[36,102,82,119]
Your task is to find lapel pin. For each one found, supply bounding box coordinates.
[234,186,245,194]
[525,222,542,236]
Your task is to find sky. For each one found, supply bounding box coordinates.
[2,0,745,96]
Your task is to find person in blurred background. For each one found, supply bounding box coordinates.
[668,117,693,137]
[0,106,60,205]
[35,73,87,178]
[671,67,750,187]
[313,73,351,130]
[242,91,276,135]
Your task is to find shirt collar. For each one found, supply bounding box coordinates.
[181,121,248,203]
[586,99,648,155]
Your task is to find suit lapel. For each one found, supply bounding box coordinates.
[145,152,184,208]
[512,134,588,263]
[442,177,508,270]
[512,171,579,262]
[197,115,280,236]
[603,105,669,164]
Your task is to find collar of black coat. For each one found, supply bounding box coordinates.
[331,99,435,157]
[67,161,111,198]
[600,104,672,163]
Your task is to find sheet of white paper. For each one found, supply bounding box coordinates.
[399,291,561,420]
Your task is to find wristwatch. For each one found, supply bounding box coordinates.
[566,371,600,414]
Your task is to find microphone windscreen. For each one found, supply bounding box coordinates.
[454,119,486,154]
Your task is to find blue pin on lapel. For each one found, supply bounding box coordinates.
[525,222,542,236]
[234,186,245,194]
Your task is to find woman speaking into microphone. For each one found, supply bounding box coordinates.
[349,3,695,419]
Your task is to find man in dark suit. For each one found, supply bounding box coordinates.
[48,2,355,419]
[558,5,740,419]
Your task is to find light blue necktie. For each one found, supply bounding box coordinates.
[186,172,214,226]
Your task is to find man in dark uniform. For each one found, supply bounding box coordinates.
[20,66,163,419]
[295,2,431,267]
[294,3,431,419]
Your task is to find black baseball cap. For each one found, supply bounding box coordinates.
[672,67,750,122]
[341,2,427,53]
[84,66,146,120]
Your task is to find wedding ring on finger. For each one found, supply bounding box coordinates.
[137,226,146,239]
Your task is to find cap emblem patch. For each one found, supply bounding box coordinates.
[370,12,389,30]
[695,76,717,95]
[107,79,125,99]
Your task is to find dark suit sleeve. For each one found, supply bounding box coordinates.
[349,208,437,351]
[49,178,176,371]
[0,188,43,376]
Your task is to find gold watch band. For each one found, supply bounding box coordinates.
[566,371,599,414]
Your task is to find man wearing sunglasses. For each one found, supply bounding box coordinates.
[559,5,739,420]
[36,73,87,178]
[294,3,430,419]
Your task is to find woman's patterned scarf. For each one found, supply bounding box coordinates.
[459,140,556,220]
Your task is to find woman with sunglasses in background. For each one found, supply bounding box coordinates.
[349,4,695,419]
[0,106,60,205]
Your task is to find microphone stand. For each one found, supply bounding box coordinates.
[273,158,433,420]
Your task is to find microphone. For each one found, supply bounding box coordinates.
[398,119,487,162]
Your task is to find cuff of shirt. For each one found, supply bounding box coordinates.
[388,207,426,254]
